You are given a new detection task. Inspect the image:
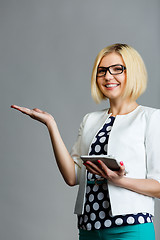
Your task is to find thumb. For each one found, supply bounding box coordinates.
[33,108,44,113]
[119,161,125,175]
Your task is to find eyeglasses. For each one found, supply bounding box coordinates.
[97,64,126,77]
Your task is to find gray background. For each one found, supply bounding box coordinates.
[1,0,160,239]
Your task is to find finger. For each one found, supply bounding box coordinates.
[85,161,107,178]
[98,160,126,176]
[11,105,32,115]
[97,160,121,180]
[97,160,110,172]
[11,105,42,118]
[84,164,101,176]
[11,105,22,111]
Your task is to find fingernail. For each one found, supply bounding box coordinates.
[97,160,101,163]
[85,161,91,165]
[11,105,16,109]
[120,161,124,166]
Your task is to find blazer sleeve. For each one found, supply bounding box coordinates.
[70,113,89,185]
[145,109,160,183]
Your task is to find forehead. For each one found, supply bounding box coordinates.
[99,52,125,67]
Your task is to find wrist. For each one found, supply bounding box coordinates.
[109,176,127,187]
[46,117,57,129]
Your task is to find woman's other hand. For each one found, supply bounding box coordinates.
[11,105,54,127]
[83,160,126,185]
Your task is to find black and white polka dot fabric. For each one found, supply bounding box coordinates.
[78,116,153,231]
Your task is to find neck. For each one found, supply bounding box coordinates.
[108,99,138,116]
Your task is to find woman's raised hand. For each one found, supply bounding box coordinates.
[11,105,55,127]
[11,104,76,186]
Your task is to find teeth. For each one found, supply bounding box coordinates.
[106,84,118,88]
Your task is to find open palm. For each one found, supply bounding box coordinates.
[11,105,54,126]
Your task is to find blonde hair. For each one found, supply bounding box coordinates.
[91,43,147,103]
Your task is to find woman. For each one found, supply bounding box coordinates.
[11,43,160,240]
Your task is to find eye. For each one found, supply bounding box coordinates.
[112,66,123,71]
[97,68,106,76]
[98,68,105,73]
[110,65,124,74]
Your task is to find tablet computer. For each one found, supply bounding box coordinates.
[81,155,120,171]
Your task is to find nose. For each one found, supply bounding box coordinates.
[104,70,114,80]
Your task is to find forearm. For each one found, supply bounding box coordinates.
[113,177,160,199]
[47,120,76,186]
[86,160,160,198]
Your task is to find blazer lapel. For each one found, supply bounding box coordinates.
[74,109,111,215]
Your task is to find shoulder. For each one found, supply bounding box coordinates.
[139,105,159,113]
[79,109,109,131]
[139,105,160,120]
[82,109,109,122]
[86,108,109,117]
[139,106,160,137]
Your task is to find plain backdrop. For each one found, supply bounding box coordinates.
[1,0,160,239]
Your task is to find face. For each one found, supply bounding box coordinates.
[97,52,126,102]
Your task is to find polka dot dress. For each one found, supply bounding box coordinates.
[78,116,153,230]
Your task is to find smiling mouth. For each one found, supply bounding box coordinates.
[105,84,119,88]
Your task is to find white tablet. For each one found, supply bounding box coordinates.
[81,155,120,171]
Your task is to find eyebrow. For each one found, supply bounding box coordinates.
[98,64,123,68]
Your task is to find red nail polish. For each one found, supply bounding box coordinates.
[120,161,124,166]
[97,160,101,163]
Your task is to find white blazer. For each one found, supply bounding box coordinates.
[70,105,160,216]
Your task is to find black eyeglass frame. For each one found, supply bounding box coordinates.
[97,64,126,77]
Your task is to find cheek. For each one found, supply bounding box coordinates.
[96,78,101,89]
[97,82,104,94]
[117,75,126,86]
[122,77,127,87]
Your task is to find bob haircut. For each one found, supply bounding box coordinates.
[91,43,147,103]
